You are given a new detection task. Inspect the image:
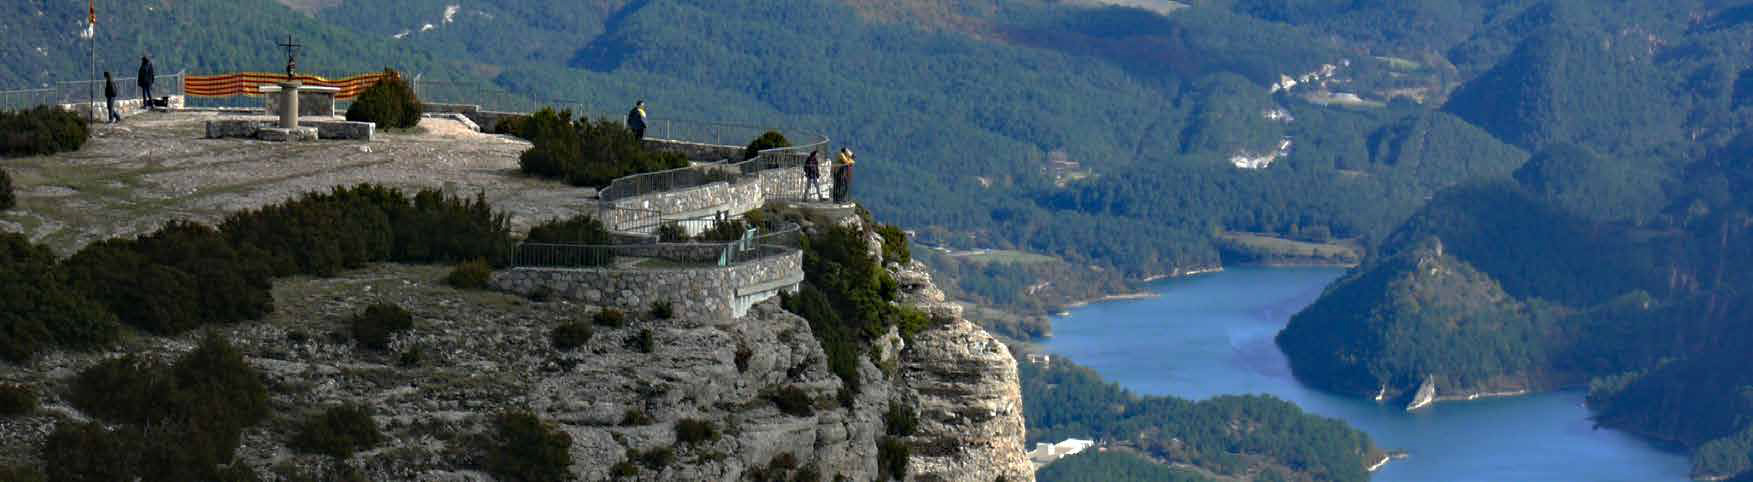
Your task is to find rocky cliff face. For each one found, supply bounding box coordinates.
[890,261,1034,482]
[0,238,1031,482]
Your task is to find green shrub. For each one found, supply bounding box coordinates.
[0,106,89,158]
[486,410,573,482]
[609,461,639,478]
[878,436,909,480]
[744,130,791,160]
[492,115,529,137]
[656,222,687,242]
[0,464,45,482]
[767,385,815,417]
[43,421,136,482]
[884,401,918,437]
[593,309,627,328]
[0,384,37,416]
[633,446,674,470]
[398,346,424,367]
[521,215,615,268]
[516,109,689,187]
[0,233,121,361]
[64,222,273,336]
[735,344,753,372]
[621,408,653,426]
[60,333,269,480]
[697,218,749,242]
[0,168,13,211]
[674,419,718,445]
[875,224,911,265]
[351,303,413,350]
[649,300,674,320]
[345,69,421,129]
[292,404,383,458]
[629,328,655,353]
[446,259,493,290]
[550,322,593,350]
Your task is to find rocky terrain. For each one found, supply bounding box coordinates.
[0,113,1032,480]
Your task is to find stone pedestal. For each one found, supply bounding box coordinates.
[276,81,301,128]
[262,85,340,117]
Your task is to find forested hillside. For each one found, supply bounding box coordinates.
[1272,2,1753,477]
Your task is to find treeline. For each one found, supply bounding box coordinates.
[0,184,511,361]
[1020,356,1378,482]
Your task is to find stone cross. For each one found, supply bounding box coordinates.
[276,35,302,80]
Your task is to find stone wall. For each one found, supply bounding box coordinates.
[490,250,803,320]
[607,179,764,223]
[63,95,185,120]
[421,103,524,133]
[204,118,374,141]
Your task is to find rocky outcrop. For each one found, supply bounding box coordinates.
[890,260,1033,482]
[1406,377,1437,411]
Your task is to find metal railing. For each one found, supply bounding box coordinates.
[600,128,830,201]
[0,72,185,111]
[412,78,596,115]
[511,221,801,269]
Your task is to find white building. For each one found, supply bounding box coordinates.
[1027,438,1096,464]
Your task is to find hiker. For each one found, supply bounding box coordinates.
[627,100,647,139]
[103,72,121,123]
[832,148,855,203]
[803,149,824,201]
[137,55,155,109]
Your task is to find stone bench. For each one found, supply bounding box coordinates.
[205,118,374,141]
[261,85,340,117]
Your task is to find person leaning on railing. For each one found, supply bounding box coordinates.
[831,148,855,203]
[803,149,824,201]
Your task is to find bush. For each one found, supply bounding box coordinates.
[649,300,674,320]
[60,333,269,480]
[0,168,13,211]
[697,218,749,242]
[593,309,627,328]
[345,69,421,129]
[735,344,754,372]
[609,461,639,478]
[0,233,120,361]
[632,447,674,470]
[620,408,653,426]
[629,328,655,353]
[550,322,593,351]
[878,437,910,480]
[0,384,37,416]
[875,224,911,265]
[446,259,493,290]
[767,385,815,417]
[351,303,413,350]
[674,419,718,445]
[884,401,918,437]
[64,222,273,336]
[292,404,383,458]
[0,464,45,482]
[520,215,615,268]
[0,106,89,158]
[486,410,574,482]
[744,130,791,160]
[516,109,689,187]
[656,222,687,242]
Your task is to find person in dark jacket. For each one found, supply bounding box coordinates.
[627,100,647,139]
[803,149,823,201]
[103,72,121,123]
[137,56,155,108]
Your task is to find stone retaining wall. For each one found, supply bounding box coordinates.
[490,250,803,320]
[607,179,764,224]
[204,118,375,141]
[421,103,522,133]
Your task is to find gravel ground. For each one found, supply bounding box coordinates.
[0,110,596,254]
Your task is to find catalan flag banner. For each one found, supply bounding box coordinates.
[182,72,387,100]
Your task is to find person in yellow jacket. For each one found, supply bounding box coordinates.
[832,148,855,203]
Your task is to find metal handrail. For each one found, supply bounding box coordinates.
[599,132,830,201]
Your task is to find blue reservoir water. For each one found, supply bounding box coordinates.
[1043,267,1690,481]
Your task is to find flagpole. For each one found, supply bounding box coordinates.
[88,0,96,122]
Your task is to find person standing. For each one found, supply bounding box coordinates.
[832,148,855,203]
[803,149,824,201]
[136,55,155,109]
[627,100,647,139]
[102,72,121,123]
